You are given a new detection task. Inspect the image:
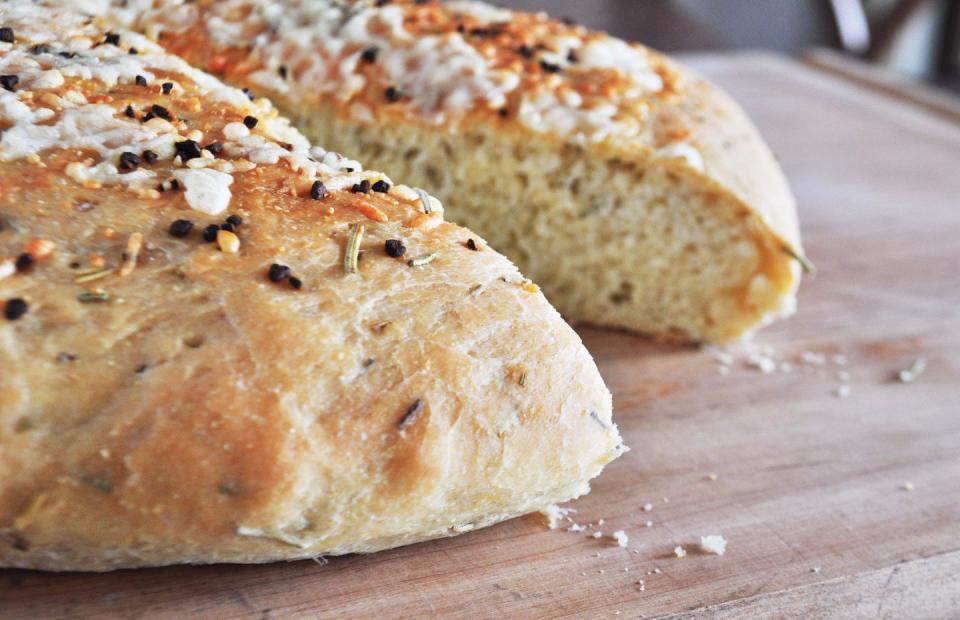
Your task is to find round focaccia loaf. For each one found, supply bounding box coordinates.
[99,0,808,343]
[0,3,623,572]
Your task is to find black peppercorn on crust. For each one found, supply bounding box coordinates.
[101,0,805,343]
[0,3,622,571]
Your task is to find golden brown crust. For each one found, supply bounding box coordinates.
[0,4,622,571]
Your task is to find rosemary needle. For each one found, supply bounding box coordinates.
[344,222,364,274]
[415,188,433,214]
[782,244,815,276]
[407,253,437,268]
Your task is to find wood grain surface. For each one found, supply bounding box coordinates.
[1,53,959,619]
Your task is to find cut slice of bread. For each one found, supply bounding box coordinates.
[106,0,806,343]
[0,3,622,571]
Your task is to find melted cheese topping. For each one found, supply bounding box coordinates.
[0,3,444,215]
[92,0,698,153]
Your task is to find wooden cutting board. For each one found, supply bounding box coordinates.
[2,53,959,619]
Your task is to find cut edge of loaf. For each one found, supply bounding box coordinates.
[95,0,806,342]
[290,103,800,343]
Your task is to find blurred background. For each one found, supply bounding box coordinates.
[501,0,960,93]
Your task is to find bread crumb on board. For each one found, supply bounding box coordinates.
[708,343,861,400]
[746,350,777,374]
[612,530,629,548]
[902,481,915,492]
[674,546,687,559]
[540,504,574,529]
[898,359,927,383]
[699,534,728,556]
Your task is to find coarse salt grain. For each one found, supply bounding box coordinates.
[223,121,250,141]
[173,168,234,215]
[0,258,15,280]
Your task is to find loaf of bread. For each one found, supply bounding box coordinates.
[102,0,808,343]
[0,3,624,571]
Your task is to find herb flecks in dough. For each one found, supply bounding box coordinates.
[398,399,424,430]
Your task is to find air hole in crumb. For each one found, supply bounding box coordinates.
[367,141,385,159]
[425,165,442,187]
[609,281,634,305]
[467,134,486,148]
